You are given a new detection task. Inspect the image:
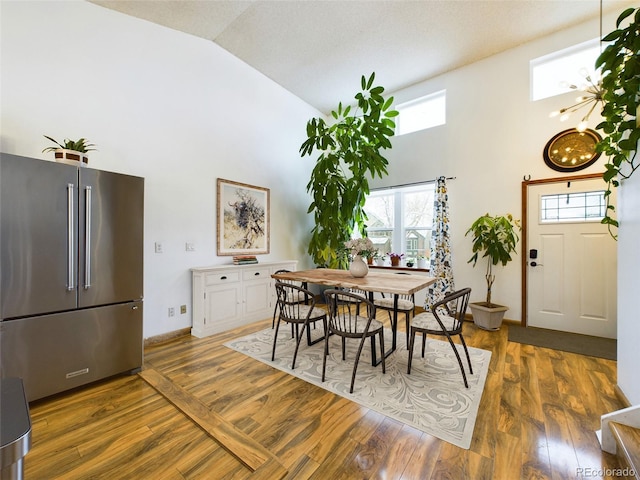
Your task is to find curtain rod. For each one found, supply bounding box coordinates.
[371,176,456,191]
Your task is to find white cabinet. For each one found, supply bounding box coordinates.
[191,261,297,338]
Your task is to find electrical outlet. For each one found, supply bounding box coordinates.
[168,307,175,317]
[180,305,187,314]
[185,243,195,252]
[155,242,164,254]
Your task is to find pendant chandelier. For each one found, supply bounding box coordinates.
[549,70,604,132]
[550,0,605,132]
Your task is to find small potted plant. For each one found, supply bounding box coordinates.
[389,253,404,267]
[417,255,429,269]
[465,213,520,330]
[374,253,387,266]
[42,135,96,166]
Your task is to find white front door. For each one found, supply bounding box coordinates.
[527,178,617,338]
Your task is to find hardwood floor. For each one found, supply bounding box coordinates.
[24,317,625,479]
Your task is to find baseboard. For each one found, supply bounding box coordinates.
[144,327,191,347]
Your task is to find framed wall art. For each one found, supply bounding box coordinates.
[217,178,270,256]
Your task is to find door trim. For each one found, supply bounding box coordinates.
[520,173,603,327]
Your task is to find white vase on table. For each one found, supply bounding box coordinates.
[349,255,369,277]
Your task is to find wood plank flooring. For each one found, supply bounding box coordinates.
[24,317,625,479]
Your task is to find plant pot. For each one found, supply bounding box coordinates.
[390,258,400,267]
[54,149,88,167]
[469,302,508,331]
[375,258,385,266]
[417,259,428,269]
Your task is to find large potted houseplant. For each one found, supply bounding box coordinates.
[465,213,520,330]
[596,6,640,238]
[300,72,398,268]
[42,136,96,166]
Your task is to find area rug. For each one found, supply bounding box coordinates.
[224,327,491,449]
[508,325,617,360]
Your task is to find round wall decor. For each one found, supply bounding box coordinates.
[543,128,602,172]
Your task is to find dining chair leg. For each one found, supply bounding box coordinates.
[321,332,330,382]
[290,322,307,370]
[379,329,386,374]
[271,303,278,329]
[459,334,473,374]
[305,319,325,346]
[407,328,416,374]
[350,335,368,394]
[444,334,469,388]
[341,337,346,361]
[421,332,427,357]
[271,320,282,361]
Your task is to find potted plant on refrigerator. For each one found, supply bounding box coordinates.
[42,136,96,166]
[465,213,520,330]
[300,72,398,268]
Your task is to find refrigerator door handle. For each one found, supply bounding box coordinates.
[84,186,92,289]
[67,183,75,291]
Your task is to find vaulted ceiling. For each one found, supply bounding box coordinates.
[90,0,634,114]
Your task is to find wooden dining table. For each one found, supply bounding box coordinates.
[272,268,436,364]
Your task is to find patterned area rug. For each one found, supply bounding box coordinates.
[224,326,491,449]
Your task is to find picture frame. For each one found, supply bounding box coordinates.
[217,178,270,256]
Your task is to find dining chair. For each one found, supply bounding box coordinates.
[323,289,386,393]
[373,289,415,349]
[334,287,368,315]
[407,287,473,388]
[272,282,327,369]
[271,269,310,329]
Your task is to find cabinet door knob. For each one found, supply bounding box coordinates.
[221,275,227,280]
[254,272,260,276]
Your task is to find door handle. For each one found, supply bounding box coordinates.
[84,186,92,289]
[530,261,543,267]
[67,183,75,291]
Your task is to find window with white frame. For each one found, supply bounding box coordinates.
[531,38,601,101]
[363,183,435,260]
[395,90,446,136]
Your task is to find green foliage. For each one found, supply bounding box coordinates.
[300,73,398,268]
[466,213,521,306]
[595,7,640,238]
[42,135,96,154]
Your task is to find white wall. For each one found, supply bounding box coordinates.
[0,1,319,338]
[379,12,622,323]
[2,2,637,401]
[617,171,640,404]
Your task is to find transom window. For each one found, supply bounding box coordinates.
[395,90,446,136]
[530,38,601,101]
[364,183,435,259]
[540,190,606,223]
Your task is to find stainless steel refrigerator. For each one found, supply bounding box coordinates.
[0,153,144,401]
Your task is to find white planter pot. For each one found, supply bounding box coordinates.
[469,302,508,331]
[54,149,88,167]
[417,259,428,269]
[349,255,369,278]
